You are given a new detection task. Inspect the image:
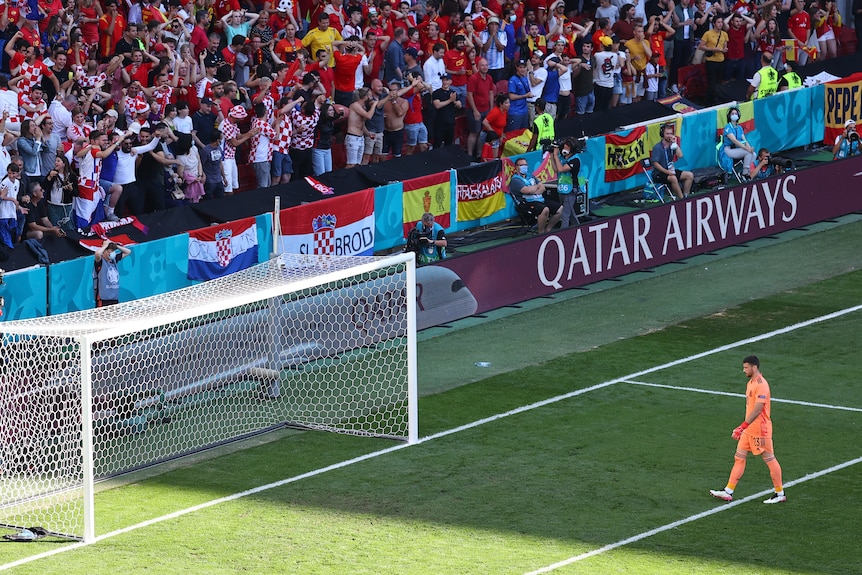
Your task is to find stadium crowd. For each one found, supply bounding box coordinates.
[0,0,853,245]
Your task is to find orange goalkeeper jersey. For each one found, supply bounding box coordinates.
[745,374,773,438]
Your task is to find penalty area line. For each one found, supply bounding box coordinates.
[623,380,862,413]
[523,455,862,575]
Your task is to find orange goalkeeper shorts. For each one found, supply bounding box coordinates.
[738,432,774,456]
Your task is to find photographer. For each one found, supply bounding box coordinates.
[749,148,786,180]
[833,119,861,160]
[407,212,447,264]
[550,139,582,228]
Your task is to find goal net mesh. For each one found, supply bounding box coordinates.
[0,253,414,539]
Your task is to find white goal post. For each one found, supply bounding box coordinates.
[0,252,417,543]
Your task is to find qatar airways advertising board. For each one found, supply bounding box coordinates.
[424,155,862,320]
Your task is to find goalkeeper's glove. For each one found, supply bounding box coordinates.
[731,421,749,440]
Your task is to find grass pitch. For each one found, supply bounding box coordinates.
[1,221,861,574]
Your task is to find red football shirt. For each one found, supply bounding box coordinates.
[466,72,494,113]
[444,48,468,87]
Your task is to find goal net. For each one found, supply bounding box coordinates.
[0,252,417,542]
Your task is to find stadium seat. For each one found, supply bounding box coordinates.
[677,63,707,98]
[237,163,256,193]
[641,158,673,203]
[507,183,539,233]
[716,141,746,185]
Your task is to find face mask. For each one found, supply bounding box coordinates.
[509,14,517,21]
[518,165,529,175]
[730,113,739,122]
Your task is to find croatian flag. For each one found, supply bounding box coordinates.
[187,217,259,281]
[280,188,375,256]
[72,184,106,230]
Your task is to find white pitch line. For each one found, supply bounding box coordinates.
[4,303,862,571]
[624,380,862,413]
[421,302,862,443]
[522,455,862,575]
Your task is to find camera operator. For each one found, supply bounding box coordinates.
[833,119,861,160]
[749,148,785,180]
[550,139,582,228]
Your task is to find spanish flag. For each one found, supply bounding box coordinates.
[784,38,818,63]
[403,171,451,236]
[604,126,647,182]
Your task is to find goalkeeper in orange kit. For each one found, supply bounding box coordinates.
[710,355,786,504]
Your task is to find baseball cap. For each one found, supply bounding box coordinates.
[440,73,451,80]
[845,119,856,128]
[488,16,500,24]
[153,43,167,53]
[516,59,528,66]
[200,97,214,105]
[128,121,142,135]
[368,6,378,14]
[405,47,418,58]
[105,109,119,119]
[532,49,544,58]
[600,35,613,47]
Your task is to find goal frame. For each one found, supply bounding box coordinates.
[2,252,417,543]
